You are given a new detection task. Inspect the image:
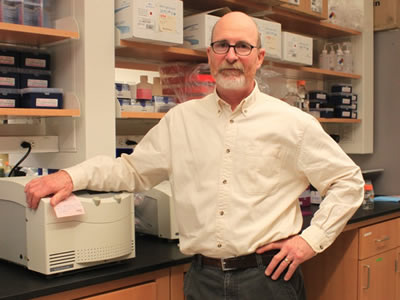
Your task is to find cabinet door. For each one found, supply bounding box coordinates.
[358,249,396,300]
[396,248,400,300]
[83,282,156,300]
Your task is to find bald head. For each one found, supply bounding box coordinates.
[211,11,261,48]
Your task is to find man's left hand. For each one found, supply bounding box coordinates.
[256,235,316,281]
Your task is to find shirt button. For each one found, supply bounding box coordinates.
[217,243,222,248]
[220,211,224,216]
[230,119,234,123]
[222,180,227,184]
[226,149,230,153]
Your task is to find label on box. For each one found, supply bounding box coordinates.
[341,87,351,93]
[27,79,48,88]
[311,0,322,13]
[0,77,15,86]
[0,56,14,65]
[0,98,15,107]
[36,98,58,107]
[25,58,46,68]
[341,111,351,117]
[159,4,177,32]
[137,2,156,30]
[316,93,326,100]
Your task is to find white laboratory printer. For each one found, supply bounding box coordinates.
[0,176,135,275]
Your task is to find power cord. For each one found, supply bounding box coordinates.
[8,141,32,177]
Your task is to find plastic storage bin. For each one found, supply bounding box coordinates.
[22,0,43,26]
[0,88,19,107]
[0,49,19,67]
[20,51,50,70]
[0,0,23,24]
[0,67,19,88]
[20,88,62,109]
[19,69,51,88]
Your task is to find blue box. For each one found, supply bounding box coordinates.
[0,88,20,107]
[20,52,50,70]
[328,93,352,106]
[19,69,51,88]
[0,67,19,88]
[21,88,63,109]
[331,83,352,94]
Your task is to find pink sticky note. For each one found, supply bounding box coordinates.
[54,194,85,218]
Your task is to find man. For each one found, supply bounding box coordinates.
[25,12,364,300]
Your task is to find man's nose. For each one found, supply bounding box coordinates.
[225,46,239,63]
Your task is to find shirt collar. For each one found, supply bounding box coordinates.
[214,81,260,117]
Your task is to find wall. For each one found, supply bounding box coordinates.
[351,29,400,195]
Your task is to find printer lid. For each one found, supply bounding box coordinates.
[0,176,37,207]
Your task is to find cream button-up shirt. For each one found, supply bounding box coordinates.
[66,84,364,258]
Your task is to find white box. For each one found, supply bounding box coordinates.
[281,31,313,65]
[183,8,230,50]
[115,0,183,45]
[252,17,282,61]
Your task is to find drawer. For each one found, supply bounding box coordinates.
[359,218,398,260]
[83,281,157,300]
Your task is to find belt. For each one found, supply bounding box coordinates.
[196,250,279,271]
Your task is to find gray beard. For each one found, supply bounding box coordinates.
[215,74,246,90]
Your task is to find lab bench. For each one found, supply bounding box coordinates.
[1,202,400,300]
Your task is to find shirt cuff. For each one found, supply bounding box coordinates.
[300,225,331,253]
[63,164,88,192]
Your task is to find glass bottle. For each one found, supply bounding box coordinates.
[362,183,374,210]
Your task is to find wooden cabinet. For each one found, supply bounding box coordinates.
[358,218,399,300]
[32,265,191,300]
[303,215,400,300]
[358,249,396,300]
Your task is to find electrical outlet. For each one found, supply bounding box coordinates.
[116,135,144,148]
[0,136,59,153]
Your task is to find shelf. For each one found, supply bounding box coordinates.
[182,0,360,39]
[115,41,361,79]
[0,108,80,117]
[117,111,361,125]
[268,61,361,80]
[183,0,280,13]
[317,118,361,124]
[264,7,362,38]
[0,22,79,47]
[119,112,166,119]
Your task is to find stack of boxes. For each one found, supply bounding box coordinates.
[307,84,358,119]
[115,76,176,113]
[0,48,63,109]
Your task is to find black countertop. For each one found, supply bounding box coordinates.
[0,235,191,300]
[2,202,400,300]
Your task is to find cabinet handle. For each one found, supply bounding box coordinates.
[374,236,390,243]
[363,265,370,289]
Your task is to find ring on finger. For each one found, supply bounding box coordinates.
[284,257,291,264]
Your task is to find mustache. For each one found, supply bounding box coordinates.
[217,63,244,74]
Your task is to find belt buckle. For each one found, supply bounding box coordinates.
[220,258,236,271]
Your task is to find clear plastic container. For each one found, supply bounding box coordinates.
[362,183,374,210]
[297,80,309,112]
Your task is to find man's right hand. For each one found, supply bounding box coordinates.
[24,170,74,209]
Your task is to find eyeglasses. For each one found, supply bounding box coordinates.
[210,40,257,56]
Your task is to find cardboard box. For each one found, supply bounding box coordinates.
[281,31,313,65]
[374,0,400,31]
[115,0,183,45]
[252,17,282,61]
[183,8,230,50]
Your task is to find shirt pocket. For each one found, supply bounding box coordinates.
[233,145,282,196]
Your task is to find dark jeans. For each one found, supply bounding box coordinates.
[184,255,307,300]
